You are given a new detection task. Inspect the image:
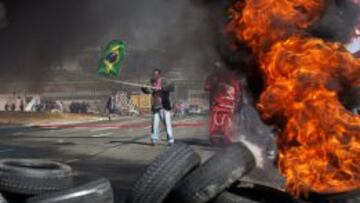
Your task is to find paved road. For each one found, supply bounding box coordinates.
[0,113,284,203]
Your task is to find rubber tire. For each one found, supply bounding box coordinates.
[173,142,256,203]
[126,143,201,203]
[341,197,360,203]
[0,193,7,203]
[27,174,113,203]
[222,181,299,203]
[213,192,257,203]
[304,189,360,203]
[0,159,73,195]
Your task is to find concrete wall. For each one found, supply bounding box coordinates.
[0,94,34,111]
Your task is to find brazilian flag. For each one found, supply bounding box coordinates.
[97,40,126,77]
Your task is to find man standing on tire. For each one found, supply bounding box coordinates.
[142,69,175,146]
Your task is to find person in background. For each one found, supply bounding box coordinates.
[173,102,181,118]
[56,101,64,113]
[10,103,15,112]
[180,102,186,117]
[16,96,21,111]
[142,69,175,146]
[106,95,116,121]
[20,100,24,112]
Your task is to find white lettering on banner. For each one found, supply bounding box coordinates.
[213,112,233,127]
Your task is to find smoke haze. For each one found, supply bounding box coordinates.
[0,0,223,89]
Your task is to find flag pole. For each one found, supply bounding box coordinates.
[104,78,156,89]
[85,72,156,89]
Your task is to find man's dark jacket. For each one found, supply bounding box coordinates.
[141,77,174,112]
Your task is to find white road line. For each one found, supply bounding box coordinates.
[66,128,88,132]
[13,132,24,136]
[90,127,114,132]
[91,132,113,138]
[175,117,199,123]
[0,149,15,153]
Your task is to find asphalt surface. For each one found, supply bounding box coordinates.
[0,110,285,203]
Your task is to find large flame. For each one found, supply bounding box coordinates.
[227,0,360,197]
[226,0,326,56]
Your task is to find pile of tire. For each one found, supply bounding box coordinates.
[0,159,113,203]
[126,142,298,203]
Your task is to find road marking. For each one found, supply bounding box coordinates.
[90,127,114,132]
[0,149,15,153]
[13,132,24,136]
[91,132,113,138]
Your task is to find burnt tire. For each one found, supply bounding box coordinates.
[304,189,360,203]
[126,143,201,203]
[337,197,360,203]
[27,174,113,203]
[172,142,256,203]
[213,192,257,203]
[216,181,298,203]
[0,159,73,195]
[0,193,7,203]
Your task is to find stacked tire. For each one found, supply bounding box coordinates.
[0,159,114,203]
[126,143,201,203]
[126,142,272,203]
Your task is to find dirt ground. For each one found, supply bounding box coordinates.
[0,112,101,125]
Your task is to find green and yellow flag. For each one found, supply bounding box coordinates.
[97,40,126,77]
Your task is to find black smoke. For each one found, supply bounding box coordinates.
[0,0,222,91]
[0,1,7,29]
[309,0,360,42]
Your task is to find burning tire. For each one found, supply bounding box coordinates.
[27,174,113,203]
[126,143,201,203]
[172,142,256,203]
[303,189,360,203]
[0,159,73,195]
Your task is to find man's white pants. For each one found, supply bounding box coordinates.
[151,109,174,143]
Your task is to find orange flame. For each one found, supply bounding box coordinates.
[227,0,326,56]
[227,0,360,197]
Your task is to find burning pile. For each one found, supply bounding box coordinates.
[227,0,360,197]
